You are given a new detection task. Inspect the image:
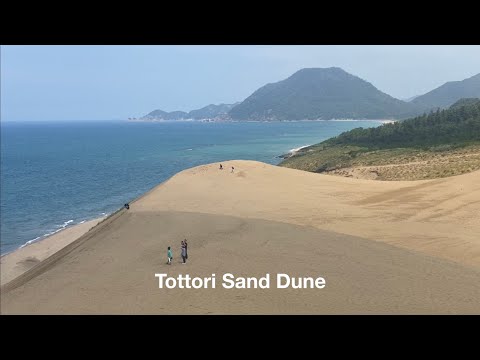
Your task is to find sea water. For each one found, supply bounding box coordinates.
[0,120,381,254]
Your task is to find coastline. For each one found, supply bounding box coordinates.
[1,217,104,285]
[3,140,475,288]
[0,143,283,286]
[2,120,384,268]
[2,139,472,287]
[0,173,171,287]
[130,118,396,123]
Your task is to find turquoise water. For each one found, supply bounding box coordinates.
[0,120,381,254]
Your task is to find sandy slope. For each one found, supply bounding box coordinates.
[1,219,103,285]
[2,212,479,314]
[1,161,479,314]
[135,161,480,268]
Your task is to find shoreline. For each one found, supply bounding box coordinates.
[130,118,396,123]
[1,215,109,258]
[3,148,474,286]
[0,126,431,288]
[0,175,171,287]
[0,217,105,285]
[1,120,386,267]
[3,144,475,287]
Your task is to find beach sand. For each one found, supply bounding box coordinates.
[1,218,103,285]
[1,161,479,314]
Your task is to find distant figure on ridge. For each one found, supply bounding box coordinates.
[231,166,234,173]
[219,164,223,170]
[167,246,173,265]
[181,241,187,264]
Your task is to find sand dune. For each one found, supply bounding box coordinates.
[135,161,480,268]
[1,161,479,314]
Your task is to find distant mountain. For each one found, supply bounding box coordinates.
[188,103,239,119]
[143,109,188,120]
[449,97,480,109]
[228,67,424,121]
[403,95,419,102]
[141,103,239,120]
[412,73,480,109]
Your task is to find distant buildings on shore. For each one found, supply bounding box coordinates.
[126,117,229,123]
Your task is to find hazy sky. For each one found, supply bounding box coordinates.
[2,45,479,121]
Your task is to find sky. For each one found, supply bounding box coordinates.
[1,45,479,121]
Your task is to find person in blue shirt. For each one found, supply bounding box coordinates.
[167,246,173,265]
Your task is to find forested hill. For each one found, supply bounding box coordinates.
[279,98,480,181]
[324,98,480,148]
[228,67,424,120]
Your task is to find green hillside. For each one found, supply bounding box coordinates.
[279,99,480,180]
[324,98,480,148]
[229,67,424,120]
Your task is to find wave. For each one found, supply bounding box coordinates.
[19,236,42,249]
[19,220,73,249]
[15,213,108,252]
[289,145,312,153]
[58,220,74,228]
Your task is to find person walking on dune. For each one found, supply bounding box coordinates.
[181,241,187,264]
[184,239,188,260]
[231,166,234,173]
[167,246,173,265]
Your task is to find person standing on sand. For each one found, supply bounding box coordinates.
[167,246,173,265]
[181,241,187,264]
[231,166,234,173]
[219,164,223,170]
[184,239,188,260]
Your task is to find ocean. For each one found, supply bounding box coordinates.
[0,120,381,254]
